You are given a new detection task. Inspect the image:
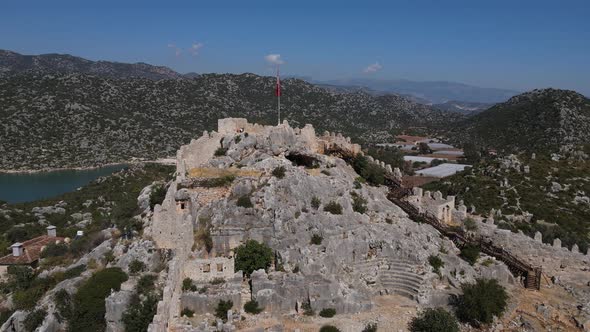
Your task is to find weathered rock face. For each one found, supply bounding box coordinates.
[147,119,516,330]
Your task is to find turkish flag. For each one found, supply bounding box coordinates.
[275,67,281,97]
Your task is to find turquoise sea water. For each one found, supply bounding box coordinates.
[0,164,127,204]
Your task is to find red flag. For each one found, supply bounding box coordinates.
[275,66,281,97]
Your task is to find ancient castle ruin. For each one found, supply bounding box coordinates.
[142,118,590,331]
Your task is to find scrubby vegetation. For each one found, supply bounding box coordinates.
[460,245,480,265]
[182,278,198,292]
[0,164,174,266]
[193,215,213,253]
[181,308,194,317]
[129,259,146,275]
[68,267,128,331]
[319,325,341,332]
[149,184,167,209]
[409,307,459,332]
[428,255,444,275]
[323,201,342,215]
[234,240,273,276]
[214,147,228,156]
[244,300,263,314]
[311,196,321,209]
[24,309,47,332]
[122,274,161,332]
[455,278,508,326]
[302,301,314,316]
[423,154,590,252]
[310,234,323,245]
[351,192,368,214]
[319,308,336,317]
[236,195,253,208]
[215,300,233,321]
[272,166,286,179]
[350,155,386,186]
[463,218,478,231]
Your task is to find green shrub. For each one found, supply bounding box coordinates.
[310,234,323,245]
[7,265,34,290]
[351,155,385,186]
[13,285,45,310]
[24,309,46,332]
[362,323,377,332]
[68,267,128,332]
[181,308,194,317]
[122,273,160,332]
[215,300,233,321]
[129,259,146,275]
[210,277,225,285]
[63,264,86,279]
[463,218,478,231]
[323,201,342,215]
[460,245,480,265]
[431,159,445,167]
[236,195,253,208]
[302,301,314,316]
[319,308,336,318]
[54,289,73,321]
[243,300,263,314]
[311,196,321,209]
[103,250,115,264]
[428,255,444,275]
[234,240,273,276]
[136,274,157,295]
[41,242,69,258]
[456,279,508,326]
[214,147,228,156]
[149,184,167,209]
[234,135,242,144]
[409,307,459,332]
[352,194,368,214]
[272,166,286,179]
[319,325,341,332]
[122,294,159,332]
[182,278,197,292]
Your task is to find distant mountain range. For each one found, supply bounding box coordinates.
[1,50,519,105]
[448,88,590,152]
[0,49,183,80]
[314,78,520,104]
[0,71,461,170]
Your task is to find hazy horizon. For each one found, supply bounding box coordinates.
[1,0,589,95]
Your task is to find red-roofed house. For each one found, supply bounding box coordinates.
[0,226,65,276]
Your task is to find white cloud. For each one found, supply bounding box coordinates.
[265,54,284,65]
[363,62,382,73]
[189,43,204,56]
[167,43,182,57]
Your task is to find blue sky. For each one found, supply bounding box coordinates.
[1,0,589,94]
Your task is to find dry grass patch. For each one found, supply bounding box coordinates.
[188,167,261,178]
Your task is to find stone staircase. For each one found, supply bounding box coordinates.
[353,258,426,301]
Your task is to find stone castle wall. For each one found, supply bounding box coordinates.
[407,187,466,224]
[184,256,235,282]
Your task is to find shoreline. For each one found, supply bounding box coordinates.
[0,159,176,174]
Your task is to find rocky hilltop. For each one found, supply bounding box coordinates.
[140,118,589,331]
[0,119,589,331]
[449,88,590,152]
[0,49,182,80]
[0,72,461,170]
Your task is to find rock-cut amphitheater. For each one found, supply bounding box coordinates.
[141,118,590,332]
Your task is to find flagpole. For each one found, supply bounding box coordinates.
[277,64,281,125]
